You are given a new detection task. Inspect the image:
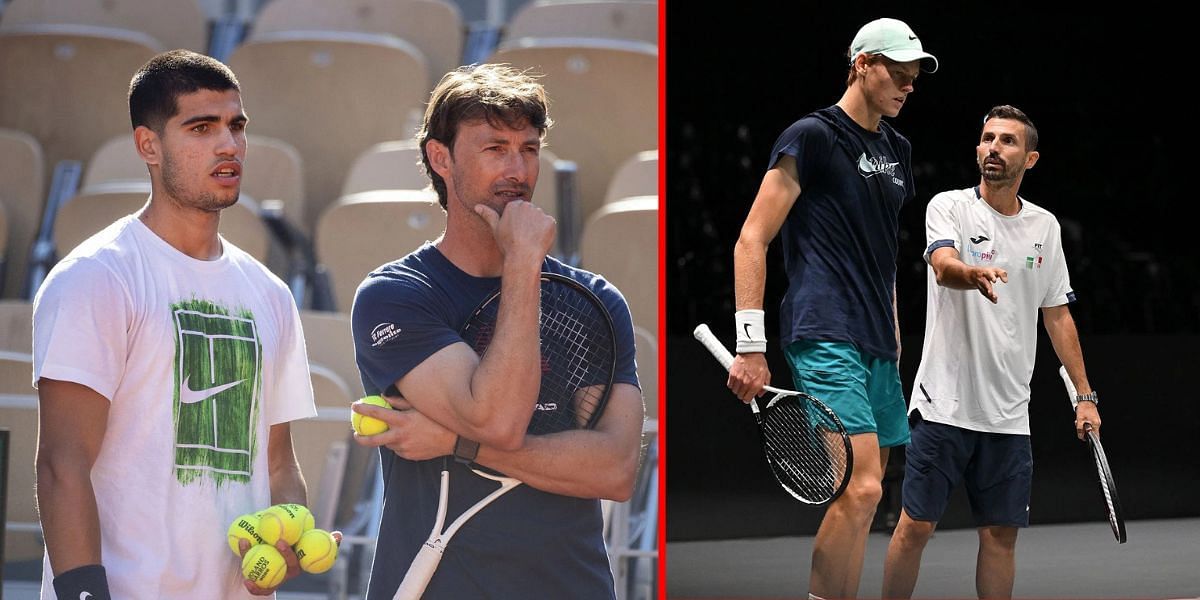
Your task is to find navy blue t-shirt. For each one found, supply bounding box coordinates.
[770,105,915,361]
[351,242,639,600]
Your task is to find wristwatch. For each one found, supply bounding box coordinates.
[453,436,480,464]
[1075,391,1098,406]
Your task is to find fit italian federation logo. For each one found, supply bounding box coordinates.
[172,299,262,486]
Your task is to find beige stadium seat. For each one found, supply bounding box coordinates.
[227,31,429,233]
[0,25,162,195]
[488,38,656,227]
[505,0,658,46]
[0,350,41,562]
[0,300,33,353]
[299,310,361,398]
[252,0,463,88]
[315,190,445,313]
[633,324,656,430]
[85,133,307,230]
[291,364,356,527]
[0,129,44,299]
[53,181,269,261]
[605,149,657,206]
[580,195,657,334]
[0,0,209,51]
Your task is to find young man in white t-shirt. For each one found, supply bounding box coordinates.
[881,106,1102,599]
[33,50,327,599]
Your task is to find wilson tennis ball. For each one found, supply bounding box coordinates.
[293,528,338,574]
[257,504,308,546]
[352,395,391,436]
[227,513,265,556]
[241,543,286,589]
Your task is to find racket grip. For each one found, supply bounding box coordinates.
[1058,365,1079,409]
[393,543,444,600]
[693,324,735,370]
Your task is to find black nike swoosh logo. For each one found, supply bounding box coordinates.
[743,323,752,339]
[908,35,917,40]
[970,235,990,244]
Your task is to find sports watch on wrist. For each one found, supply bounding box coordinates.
[1075,390,1098,406]
[453,436,480,464]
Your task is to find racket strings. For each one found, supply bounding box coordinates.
[533,282,615,434]
[760,400,849,502]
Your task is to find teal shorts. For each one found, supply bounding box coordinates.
[783,339,910,447]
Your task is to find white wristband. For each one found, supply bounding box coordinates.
[735,309,767,353]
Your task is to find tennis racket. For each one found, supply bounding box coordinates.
[393,272,618,599]
[1058,365,1126,543]
[693,324,852,505]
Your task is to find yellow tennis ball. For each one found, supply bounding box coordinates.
[293,528,338,574]
[258,504,307,546]
[227,513,265,556]
[242,544,286,589]
[352,395,391,436]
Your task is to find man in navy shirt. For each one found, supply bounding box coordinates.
[726,18,938,600]
[350,64,644,599]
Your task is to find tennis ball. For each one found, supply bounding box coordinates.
[257,503,311,546]
[352,395,391,436]
[227,513,265,556]
[293,528,338,574]
[241,544,286,589]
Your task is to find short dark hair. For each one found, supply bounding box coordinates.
[984,105,1038,151]
[129,50,240,133]
[417,64,552,210]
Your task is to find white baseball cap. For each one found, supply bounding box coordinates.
[849,18,938,73]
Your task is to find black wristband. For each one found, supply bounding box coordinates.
[453,435,479,464]
[54,564,111,600]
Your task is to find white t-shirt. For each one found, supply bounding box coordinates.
[33,215,316,599]
[911,187,1073,434]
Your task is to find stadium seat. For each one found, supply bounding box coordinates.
[299,310,362,398]
[0,25,161,200]
[605,149,658,206]
[0,0,209,52]
[227,31,429,233]
[0,300,33,353]
[251,0,463,88]
[580,195,657,334]
[315,189,445,313]
[0,129,44,299]
[53,181,269,262]
[504,0,658,46]
[291,364,356,528]
[487,38,657,228]
[0,350,40,563]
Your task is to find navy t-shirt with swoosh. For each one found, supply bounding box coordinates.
[769,105,915,361]
[351,242,639,599]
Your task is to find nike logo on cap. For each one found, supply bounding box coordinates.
[180,376,246,404]
[81,593,93,600]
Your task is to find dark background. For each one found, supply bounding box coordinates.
[665,3,1200,541]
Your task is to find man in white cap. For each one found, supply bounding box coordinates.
[725,17,937,600]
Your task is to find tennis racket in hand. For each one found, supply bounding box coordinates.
[393,273,617,599]
[1058,365,1126,543]
[693,324,852,505]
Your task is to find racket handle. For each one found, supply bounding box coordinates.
[693,324,735,370]
[1058,365,1079,409]
[393,543,444,600]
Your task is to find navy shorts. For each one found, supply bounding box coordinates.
[902,412,1033,528]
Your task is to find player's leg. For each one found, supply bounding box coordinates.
[840,444,892,597]
[809,432,884,599]
[965,432,1031,600]
[882,411,970,598]
[785,341,886,599]
[976,526,1018,598]
[882,509,936,598]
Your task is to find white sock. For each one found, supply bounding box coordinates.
[808,594,827,600]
